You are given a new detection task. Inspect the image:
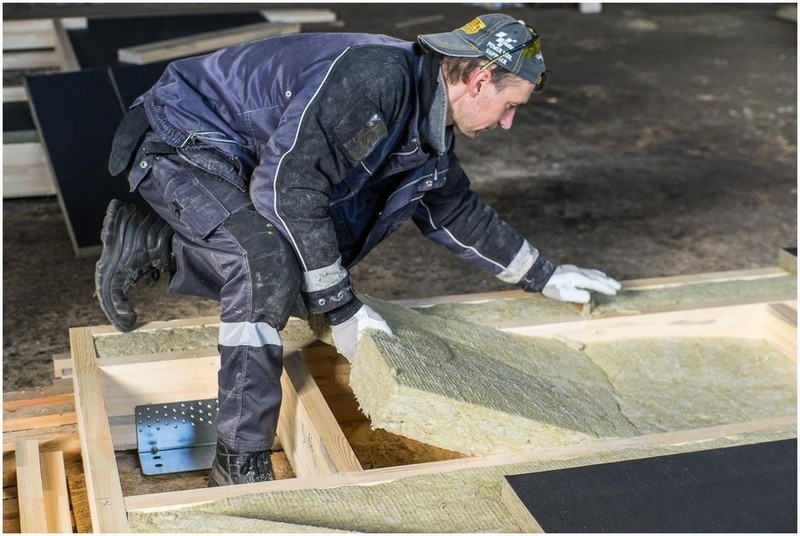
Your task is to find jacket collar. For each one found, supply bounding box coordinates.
[417,53,449,155]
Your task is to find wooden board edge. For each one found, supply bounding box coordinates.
[124,415,796,513]
[277,351,362,477]
[69,327,129,532]
[499,476,545,533]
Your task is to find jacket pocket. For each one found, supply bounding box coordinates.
[127,155,153,192]
[169,179,231,240]
[333,97,388,162]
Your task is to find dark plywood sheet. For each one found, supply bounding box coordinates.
[108,61,171,109]
[505,439,797,533]
[68,13,267,68]
[3,101,36,132]
[26,68,144,256]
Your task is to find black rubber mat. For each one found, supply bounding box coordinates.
[505,439,797,533]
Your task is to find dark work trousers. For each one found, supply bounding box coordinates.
[133,139,302,452]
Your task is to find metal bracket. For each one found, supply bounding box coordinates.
[135,398,218,475]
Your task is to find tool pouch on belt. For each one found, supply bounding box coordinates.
[108,106,152,176]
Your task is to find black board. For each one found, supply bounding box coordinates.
[68,13,267,68]
[108,61,172,109]
[24,12,267,256]
[504,439,797,533]
[3,101,36,132]
[25,68,144,256]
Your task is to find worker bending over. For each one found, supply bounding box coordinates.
[96,14,621,486]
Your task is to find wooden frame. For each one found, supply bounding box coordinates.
[69,269,796,532]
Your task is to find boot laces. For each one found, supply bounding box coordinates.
[124,266,161,292]
[239,451,271,478]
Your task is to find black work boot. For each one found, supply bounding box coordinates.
[95,199,174,332]
[208,439,275,487]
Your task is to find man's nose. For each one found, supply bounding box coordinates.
[498,108,516,129]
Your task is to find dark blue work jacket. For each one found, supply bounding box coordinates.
[136,32,553,314]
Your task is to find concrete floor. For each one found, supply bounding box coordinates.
[3,3,797,390]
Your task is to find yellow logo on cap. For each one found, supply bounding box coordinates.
[461,17,486,34]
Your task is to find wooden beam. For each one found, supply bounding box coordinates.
[3,393,74,412]
[125,415,796,513]
[3,142,56,198]
[259,9,337,23]
[4,413,77,433]
[277,351,362,477]
[2,18,87,51]
[117,22,300,65]
[3,19,55,50]
[3,50,62,70]
[393,267,790,308]
[52,19,80,72]
[501,301,797,357]
[69,327,129,533]
[3,86,28,102]
[40,451,73,533]
[15,440,48,533]
[499,477,544,532]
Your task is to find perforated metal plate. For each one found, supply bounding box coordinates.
[135,398,218,475]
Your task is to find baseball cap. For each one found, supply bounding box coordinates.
[418,14,545,86]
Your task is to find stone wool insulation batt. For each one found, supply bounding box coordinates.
[348,294,796,456]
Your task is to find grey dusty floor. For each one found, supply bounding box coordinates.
[3,3,797,390]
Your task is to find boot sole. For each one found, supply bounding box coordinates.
[95,199,137,332]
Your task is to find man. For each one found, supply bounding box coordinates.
[96,14,621,486]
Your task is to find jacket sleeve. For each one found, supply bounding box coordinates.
[412,151,555,292]
[249,46,412,318]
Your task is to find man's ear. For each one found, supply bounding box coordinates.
[467,68,493,97]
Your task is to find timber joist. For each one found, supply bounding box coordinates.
[5,266,796,532]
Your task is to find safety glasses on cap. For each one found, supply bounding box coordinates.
[481,24,545,88]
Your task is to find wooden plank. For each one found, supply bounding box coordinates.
[3,19,55,50]
[2,18,87,50]
[259,9,337,23]
[69,327,129,532]
[125,415,796,513]
[117,22,300,65]
[394,267,790,307]
[53,353,73,380]
[277,351,362,477]
[53,19,81,72]
[15,440,48,533]
[40,451,73,533]
[3,434,81,488]
[3,86,27,102]
[4,413,77,433]
[499,477,544,533]
[779,247,797,274]
[2,141,56,198]
[3,49,62,70]
[500,301,796,355]
[3,393,74,412]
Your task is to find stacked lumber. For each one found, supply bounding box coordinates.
[2,18,84,199]
[3,387,90,532]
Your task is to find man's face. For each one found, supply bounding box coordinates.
[451,77,535,139]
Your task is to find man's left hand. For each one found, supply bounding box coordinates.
[542,264,621,304]
[331,304,392,362]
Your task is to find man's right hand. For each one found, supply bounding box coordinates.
[330,304,392,362]
[542,264,621,304]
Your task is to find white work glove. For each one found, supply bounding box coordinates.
[330,304,392,362]
[542,265,621,304]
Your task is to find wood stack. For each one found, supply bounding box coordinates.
[3,387,89,532]
[2,18,83,199]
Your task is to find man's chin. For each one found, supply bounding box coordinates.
[455,126,478,140]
